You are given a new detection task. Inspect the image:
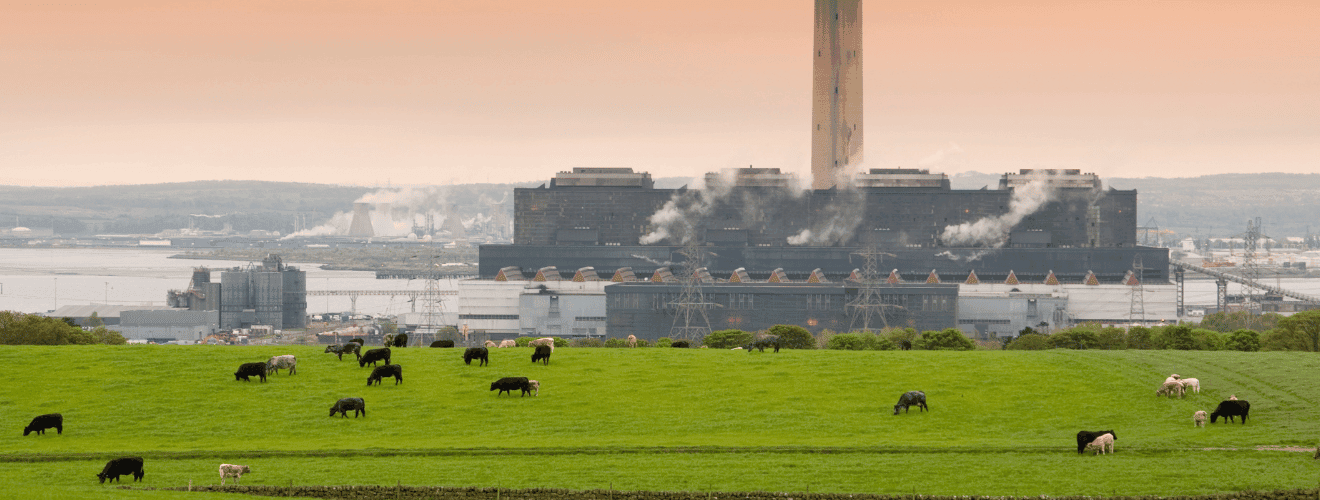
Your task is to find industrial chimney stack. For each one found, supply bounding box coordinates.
[811,0,863,190]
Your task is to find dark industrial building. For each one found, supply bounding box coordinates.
[167,254,307,330]
[605,282,959,341]
[481,167,1166,285]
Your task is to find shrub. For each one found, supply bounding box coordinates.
[1006,333,1050,350]
[0,311,127,345]
[604,338,629,348]
[826,333,867,350]
[703,329,753,349]
[916,328,975,350]
[766,325,815,349]
[654,337,672,348]
[868,335,897,351]
[1190,328,1224,351]
[1049,327,1099,349]
[1096,327,1127,350]
[1126,326,1153,349]
[553,337,569,348]
[671,340,691,348]
[514,337,533,347]
[571,337,603,348]
[1161,325,1196,350]
[1225,329,1261,352]
[634,338,650,348]
[884,327,918,349]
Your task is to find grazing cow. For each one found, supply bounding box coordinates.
[219,464,251,485]
[528,337,555,352]
[464,347,489,366]
[1075,431,1117,454]
[746,335,781,353]
[329,397,366,418]
[527,380,540,396]
[1179,378,1201,393]
[491,376,531,396]
[430,340,455,348]
[234,362,267,382]
[1194,410,1207,427]
[97,457,144,484]
[367,364,403,386]
[672,340,690,348]
[266,355,297,375]
[627,335,637,348]
[499,339,516,348]
[899,339,912,351]
[324,344,361,361]
[893,391,928,415]
[1156,380,1184,398]
[359,347,391,368]
[23,413,63,436]
[532,345,552,365]
[350,338,365,346]
[1210,400,1250,424]
[1083,433,1115,455]
[484,340,498,348]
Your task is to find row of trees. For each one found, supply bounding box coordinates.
[0,312,126,345]
[1006,310,1320,352]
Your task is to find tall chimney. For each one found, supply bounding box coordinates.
[811,0,863,190]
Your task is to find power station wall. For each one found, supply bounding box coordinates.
[219,271,250,330]
[282,269,307,329]
[604,282,957,341]
[512,185,1138,249]
[253,272,284,329]
[480,245,1169,284]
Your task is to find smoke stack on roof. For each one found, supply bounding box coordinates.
[348,203,375,237]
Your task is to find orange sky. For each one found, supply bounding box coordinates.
[2,1,1316,186]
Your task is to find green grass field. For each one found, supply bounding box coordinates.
[1,346,1317,498]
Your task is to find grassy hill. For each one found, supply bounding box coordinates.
[1,346,1317,498]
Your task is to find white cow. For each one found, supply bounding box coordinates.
[219,463,251,485]
[528,379,540,396]
[266,355,297,375]
[498,339,516,348]
[528,337,555,352]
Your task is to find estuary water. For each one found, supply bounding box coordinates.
[0,248,456,316]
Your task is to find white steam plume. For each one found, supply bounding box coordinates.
[939,174,1057,247]
[284,187,472,239]
[638,172,736,245]
[787,180,866,246]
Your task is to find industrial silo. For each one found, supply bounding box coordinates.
[253,271,284,329]
[220,269,251,330]
[282,266,307,329]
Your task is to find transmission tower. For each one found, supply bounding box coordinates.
[1128,254,1145,324]
[847,246,901,332]
[420,245,446,346]
[1241,217,1262,307]
[668,238,717,341]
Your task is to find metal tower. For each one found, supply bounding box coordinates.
[668,239,718,341]
[419,245,446,346]
[847,246,899,332]
[1128,254,1145,323]
[1240,217,1262,307]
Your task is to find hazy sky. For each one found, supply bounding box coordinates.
[3,1,1316,187]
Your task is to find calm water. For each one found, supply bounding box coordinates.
[0,248,457,316]
[2,248,1318,316]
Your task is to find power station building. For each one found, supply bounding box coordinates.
[168,254,307,331]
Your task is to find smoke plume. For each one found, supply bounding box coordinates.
[787,180,866,246]
[638,172,736,245]
[285,187,477,239]
[939,173,1056,247]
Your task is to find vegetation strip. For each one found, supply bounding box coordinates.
[135,485,1320,500]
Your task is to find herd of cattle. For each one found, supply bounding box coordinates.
[22,341,1259,485]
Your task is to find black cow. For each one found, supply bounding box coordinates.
[491,376,530,396]
[329,398,366,418]
[234,362,267,382]
[367,364,403,386]
[97,457,144,484]
[350,338,365,346]
[430,340,455,348]
[1211,400,1251,424]
[392,333,409,348]
[325,343,361,361]
[893,391,928,415]
[672,340,690,348]
[24,413,62,436]
[464,347,489,366]
[532,345,552,365]
[1075,430,1117,454]
[359,347,391,368]
[746,335,781,353]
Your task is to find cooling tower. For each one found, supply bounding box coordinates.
[348,202,375,237]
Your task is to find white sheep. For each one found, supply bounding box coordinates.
[528,379,540,396]
[1157,380,1185,398]
[627,335,637,348]
[528,337,555,353]
[484,340,497,348]
[1193,410,1207,427]
[498,339,516,348]
[1179,378,1200,393]
[1084,433,1114,455]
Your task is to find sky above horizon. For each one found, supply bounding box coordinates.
[2,1,1316,187]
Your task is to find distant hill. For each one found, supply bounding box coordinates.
[3,173,1316,239]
